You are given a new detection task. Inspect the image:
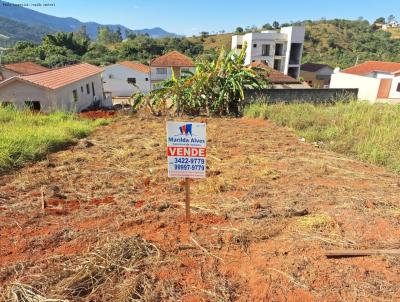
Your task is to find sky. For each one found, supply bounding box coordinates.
[7,0,400,35]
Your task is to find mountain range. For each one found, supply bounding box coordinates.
[0,0,178,46]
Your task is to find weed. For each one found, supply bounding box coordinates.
[244,101,400,173]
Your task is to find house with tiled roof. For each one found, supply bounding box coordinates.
[249,61,309,88]
[330,61,400,102]
[300,63,333,88]
[103,61,151,97]
[149,51,196,90]
[0,61,49,81]
[0,63,111,112]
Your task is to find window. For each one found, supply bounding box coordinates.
[81,86,84,93]
[145,78,149,81]
[86,84,90,94]
[92,82,95,97]
[397,83,400,92]
[72,89,78,102]
[253,43,257,48]
[24,101,41,111]
[275,43,284,56]
[156,68,167,75]
[127,78,136,84]
[237,44,243,49]
[262,44,270,56]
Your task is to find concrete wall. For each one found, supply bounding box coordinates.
[0,80,54,110]
[388,76,400,99]
[103,64,150,97]
[244,88,358,104]
[55,73,105,112]
[330,72,381,101]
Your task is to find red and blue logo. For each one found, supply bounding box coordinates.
[179,124,192,136]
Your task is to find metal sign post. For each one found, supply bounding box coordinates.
[166,122,206,222]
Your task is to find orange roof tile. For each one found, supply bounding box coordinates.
[150,51,195,67]
[2,61,49,74]
[342,61,400,76]
[19,63,104,89]
[119,61,150,73]
[248,61,300,84]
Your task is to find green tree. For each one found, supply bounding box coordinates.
[272,21,280,29]
[374,17,386,24]
[262,23,273,30]
[235,27,244,34]
[151,45,268,116]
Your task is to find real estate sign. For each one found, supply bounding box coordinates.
[166,121,206,178]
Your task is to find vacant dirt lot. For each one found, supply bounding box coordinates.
[1,114,400,301]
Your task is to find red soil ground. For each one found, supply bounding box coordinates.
[0,115,399,301]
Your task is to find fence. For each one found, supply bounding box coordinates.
[244,88,359,104]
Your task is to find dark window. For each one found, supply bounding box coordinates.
[86,84,90,94]
[262,44,270,56]
[237,44,243,49]
[72,90,78,102]
[127,78,136,84]
[24,101,41,111]
[145,78,149,81]
[253,43,257,48]
[397,83,400,92]
[92,82,95,97]
[275,43,283,56]
[274,59,281,70]
[81,86,84,93]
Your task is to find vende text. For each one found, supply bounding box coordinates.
[167,147,206,157]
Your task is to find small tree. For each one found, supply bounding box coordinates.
[235,27,244,34]
[272,21,280,29]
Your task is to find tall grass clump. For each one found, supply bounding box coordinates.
[244,101,400,173]
[0,106,107,173]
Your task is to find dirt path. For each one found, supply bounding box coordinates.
[1,115,400,301]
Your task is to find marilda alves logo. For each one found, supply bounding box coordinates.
[179,124,192,136]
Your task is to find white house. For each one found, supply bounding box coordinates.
[231,26,305,78]
[330,61,400,102]
[0,63,111,112]
[102,61,151,97]
[0,61,49,81]
[149,51,196,90]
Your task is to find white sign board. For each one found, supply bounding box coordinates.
[167,121,206,178]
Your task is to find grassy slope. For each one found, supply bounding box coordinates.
[244,101,400,173]
[0,107,107,173]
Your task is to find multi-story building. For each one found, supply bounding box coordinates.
[231,26,305,78]
[149,51,196,90]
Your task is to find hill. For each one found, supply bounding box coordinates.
[0,0,177,40]
[190,19,400,68]
[0,16,53,47]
